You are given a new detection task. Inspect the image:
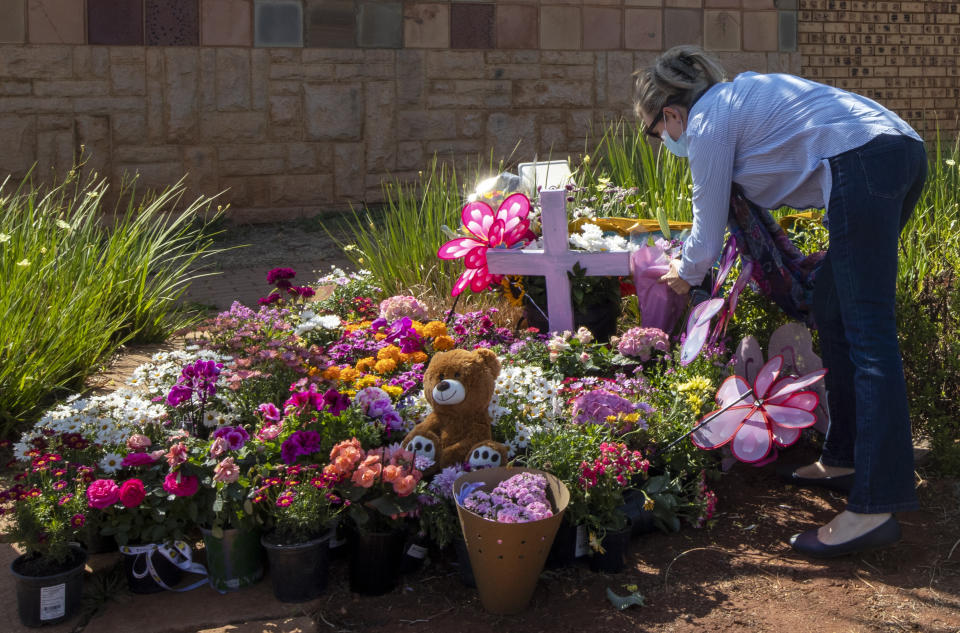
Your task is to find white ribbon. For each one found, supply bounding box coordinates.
[119,541,208,592]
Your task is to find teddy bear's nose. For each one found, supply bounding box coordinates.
[436,381,450,392]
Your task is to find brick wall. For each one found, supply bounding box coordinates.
[799,1,960,139]
[0,0,954,219]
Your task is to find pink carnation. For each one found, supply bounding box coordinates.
[121,452,158,467]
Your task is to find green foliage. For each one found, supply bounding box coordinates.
[0,168,221,439]
[325,155,475,301]
[575,118,693,233]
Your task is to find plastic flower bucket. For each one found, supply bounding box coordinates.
[454,467,570,615]
[200,527,264,592]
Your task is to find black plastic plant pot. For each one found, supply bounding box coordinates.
[453,537,476,588]
[589,522,632,574]
[545,518,579,569]
[348,528,405,596]
[121,546,184,594]
[10,545,87,628]
[262,532,331,603]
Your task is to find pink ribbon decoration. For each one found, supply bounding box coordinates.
[629,242,687,334]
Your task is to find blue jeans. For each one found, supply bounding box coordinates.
[815,133,927,514]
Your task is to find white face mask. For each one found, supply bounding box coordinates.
[661,120,689,158]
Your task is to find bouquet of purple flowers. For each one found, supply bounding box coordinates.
[458,472,554,524]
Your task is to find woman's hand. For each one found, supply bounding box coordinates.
[659,258,691,295]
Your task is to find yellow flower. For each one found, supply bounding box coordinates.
[500,277,525,307]
[409,351,429,364]
[356,374,378,388]
[307,366,322,378]
[433,335,455,351]
[422,321,447,338]
[374,358,397,374]
[643,498,655,511]
[377,345,402,362]
[374,333,387,341]
[411,321,425,335]
[382,385,402,398]
[355,357,376,372]
[339,367,360,382]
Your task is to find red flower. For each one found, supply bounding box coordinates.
[118,479,146,508]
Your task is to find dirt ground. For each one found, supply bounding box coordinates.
[308,450,960,633]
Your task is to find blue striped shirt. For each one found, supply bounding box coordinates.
[678,71,922,285]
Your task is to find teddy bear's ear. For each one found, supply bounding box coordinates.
[474,348,501,376]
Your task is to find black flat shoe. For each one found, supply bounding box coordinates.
[789,516,901,559]
[776,463,855,494]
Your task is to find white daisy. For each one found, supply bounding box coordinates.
[99,453,124,474]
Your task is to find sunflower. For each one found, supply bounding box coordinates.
[501,276,525,307]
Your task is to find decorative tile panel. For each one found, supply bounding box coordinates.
[201,0,253,46]
[540,6,580,51]
[146,0,200,46]
[496,4,537,50]
[306,0,356,48]
[29,0,85,44]
[88,0,144,46]
[255,0,304,47]
[0,0,25,43]
[583,7,621,50]
[663,8,702,48]
[357,2,402,48]
[625,8,661,50]
[404,3,449,49]
[451,3,494,50]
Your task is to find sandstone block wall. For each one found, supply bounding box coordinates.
[0,0,955,219]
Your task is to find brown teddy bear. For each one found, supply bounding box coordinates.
[403,348,508,472]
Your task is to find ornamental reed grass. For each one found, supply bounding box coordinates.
[0,167,222,439]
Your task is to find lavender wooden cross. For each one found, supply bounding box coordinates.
[486,189,630,334]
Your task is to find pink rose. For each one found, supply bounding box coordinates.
[86,479,120,509]
[166,442,188,467]
[121,452,157,467]
[213,457,240,484]
[209,437,228,458]
[126,434,152,452]
[118,479,146,508]
[163,471,199,497]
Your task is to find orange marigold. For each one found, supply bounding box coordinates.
[339,367,360,382]
[377,345,402,361]
[433,335,455,351]
[356,357,376,372]
[374,358,398,374]
[409,351,429,364]
[374,333,387,341]
[321,366,341,380]
[423,320,447,338]
[411,321,425,335]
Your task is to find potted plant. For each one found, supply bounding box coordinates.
[325,438,426,596]
[576,441,650,573]
[418,464,474,585]
[2,450,90,627]
[252,462,345,603]
[453,468,570,614]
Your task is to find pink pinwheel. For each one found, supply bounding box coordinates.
[437,192,536,296]
[690,355,826,463]
[679,236,754,366]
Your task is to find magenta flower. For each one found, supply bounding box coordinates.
[690,355,826,463]
[266,268,296,285]
[86,479,120,509]
[163,472,199,497]
[121,452,158,468]
[213,425,249,451]
[437,193,536,296]
[70,514,86,529]
[257,402,282,422]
